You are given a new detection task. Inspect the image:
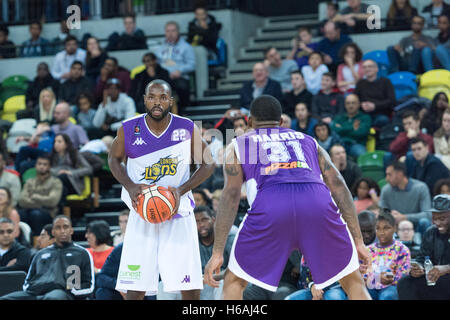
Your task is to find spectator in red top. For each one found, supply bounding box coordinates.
[85,220,114,274]
[389,110,434,160]
[95,57,131,104]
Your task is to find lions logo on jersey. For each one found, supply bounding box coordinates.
[140,156,180,183]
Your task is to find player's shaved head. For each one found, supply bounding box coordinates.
[145,79,172,97]
[250,95,282,124]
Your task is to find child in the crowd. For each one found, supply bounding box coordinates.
[313,121,341,153]
[310,72,345,123]
[351,177,380,214]
[287,27,319,70]
[76,93,96,133]
[301,52,329,95]
[363,211,411,300]
[290,102,317,137]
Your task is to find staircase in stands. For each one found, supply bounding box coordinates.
[184,13,319,123]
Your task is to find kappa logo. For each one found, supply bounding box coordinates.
[132,137,147,146]
[181,275,191,283]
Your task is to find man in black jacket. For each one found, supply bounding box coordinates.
[397,194,450,300]
[410,137,449,196]
[0,218,31,273]
[106,14,147,51]
[0,215,94,300]
[25,62,60,111]
[187,5,222,60]
[58,61,93,106]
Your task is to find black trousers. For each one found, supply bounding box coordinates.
[397,274,450,300]
[0,289,74,300]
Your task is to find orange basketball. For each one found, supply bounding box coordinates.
[136,185,176,224]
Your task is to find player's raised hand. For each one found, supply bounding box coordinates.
[204,253,223,288]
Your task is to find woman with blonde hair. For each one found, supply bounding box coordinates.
[34,87,57,124]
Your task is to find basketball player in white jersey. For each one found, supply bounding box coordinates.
[108,79,215,300]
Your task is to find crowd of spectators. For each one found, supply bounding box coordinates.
[0,0,449,301]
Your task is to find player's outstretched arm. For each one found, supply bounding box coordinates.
[204,143,243,288]
[317,145,369,271]
[108,126,148,211]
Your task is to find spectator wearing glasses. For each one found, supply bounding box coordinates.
[0,218,31,272]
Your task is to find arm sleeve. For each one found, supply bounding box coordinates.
[406,185,432,224]
[92,104,108,128]
[51,54,64,80]
[0,247,31,272]
[373,79,396,112]
[177,45,196,75]
[34,179,63,208]
[393,246,411,284]
[71,154,93,179]
[70,250,95,297]
[18,181,34,208]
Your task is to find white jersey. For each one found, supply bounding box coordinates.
[120,113,195,217]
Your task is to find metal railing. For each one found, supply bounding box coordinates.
[0,0,239,26]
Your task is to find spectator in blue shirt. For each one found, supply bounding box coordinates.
[154,21,196,114]
[20,21,50,57]
[317,21,353,73]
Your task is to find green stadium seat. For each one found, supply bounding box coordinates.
[22,167,37,184]
[357,151,385,170]
[1,75,29,91]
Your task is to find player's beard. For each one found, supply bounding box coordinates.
[147,105,171,121]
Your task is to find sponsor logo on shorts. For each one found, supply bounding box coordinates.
[181,275,191,283]
[118,265,141,281]
[263,160,310,175]
[140,156,180,183]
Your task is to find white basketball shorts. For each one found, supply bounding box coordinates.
[115,209,203,295]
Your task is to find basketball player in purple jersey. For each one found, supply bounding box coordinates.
[109,80,214,300]
[204,95,371,300]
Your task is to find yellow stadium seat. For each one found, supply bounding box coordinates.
[418,69,450,101]
[66,176,91,201]
[366,128,376,153]
[1,95,26,121]
[3,95,26,113]
[69,117,77,124]
[130,65,145,80]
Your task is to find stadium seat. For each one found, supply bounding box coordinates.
[1,75,29,91]
[99,152,110,172]
[64,176,100,218]
[130,65,146,80]
[366,128,377,153]
[208,38,227,67]
[387,72,418,100]
[1,95,26,122]
[0,271,27,296]
[378,178,387,189]
[22,167,37,184]
[358,150,386,182]
[418,69,450,101]
[363,50,390,78]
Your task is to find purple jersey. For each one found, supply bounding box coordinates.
[233,127,325,205]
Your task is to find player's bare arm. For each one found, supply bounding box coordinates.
[317,145,370,270]
[168,124,215,213]
[204,143,243,288]
[108,126,148,211]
